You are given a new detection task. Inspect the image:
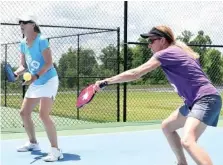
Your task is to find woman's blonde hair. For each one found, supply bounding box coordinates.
[155,25,199,59]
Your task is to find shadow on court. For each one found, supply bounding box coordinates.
[30,151,81,164]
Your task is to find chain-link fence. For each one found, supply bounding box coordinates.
[1,1,223,132]
[124,45,223,122]
[124,1,223,122]
[1,23,120,132]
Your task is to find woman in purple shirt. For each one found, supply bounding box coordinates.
[94,25,222,165]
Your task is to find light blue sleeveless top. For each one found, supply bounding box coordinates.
[20,34,57,85]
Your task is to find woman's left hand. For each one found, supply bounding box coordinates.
[22,75,38,86]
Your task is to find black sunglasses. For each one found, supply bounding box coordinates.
[147,38,161,44]
[19,20,34,25]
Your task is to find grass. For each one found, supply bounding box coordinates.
[2,89,223,123]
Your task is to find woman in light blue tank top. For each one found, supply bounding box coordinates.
[94,25,222,165]
[14,12,63,162]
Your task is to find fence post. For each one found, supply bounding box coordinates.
[4,44,8,107]
[117,27,120,122]
[76,34,80,119]
[123,1,128,122]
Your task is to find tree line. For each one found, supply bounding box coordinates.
[1,30,223,90]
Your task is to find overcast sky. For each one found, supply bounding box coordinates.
[1,1,223,65]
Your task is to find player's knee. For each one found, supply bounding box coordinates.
[20,109,31,118]
[181,136,195,149]
[161,119,171,133]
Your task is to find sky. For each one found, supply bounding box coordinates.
[1,1,223,65]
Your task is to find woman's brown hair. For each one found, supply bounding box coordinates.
[34,24,41,33]
[155,25,199,59]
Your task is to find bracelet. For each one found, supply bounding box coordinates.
[35,74,40,79]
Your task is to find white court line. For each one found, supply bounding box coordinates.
[2,126,221,142]
[1,129,161,142]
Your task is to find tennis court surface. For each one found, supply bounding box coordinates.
[1,121,223,165]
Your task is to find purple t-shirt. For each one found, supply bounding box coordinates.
[154,46,218,107]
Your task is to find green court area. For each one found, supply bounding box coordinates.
[1,90,223,134]
[1,90,185,122]
[2,90,223,121]
[2,119,223,140]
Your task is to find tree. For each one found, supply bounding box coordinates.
[1,62,6,90]
[57,47,77,88]
[132,38,152,67]
[79,48,98,76]
[190,30,212,69]
[120,44,134,72]
[57,47,98,88]
[206,49,223,85]
[100,44,119,75]
[176,30,193,44]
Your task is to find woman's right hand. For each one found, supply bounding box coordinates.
[94,80,108,92]
[14,73,19,80]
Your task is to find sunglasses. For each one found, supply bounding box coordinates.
[147,38,161,44]
[19,21,34,25]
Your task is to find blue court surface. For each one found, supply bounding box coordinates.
[1,127,222,165]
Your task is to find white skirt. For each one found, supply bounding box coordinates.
[25,76,59,100]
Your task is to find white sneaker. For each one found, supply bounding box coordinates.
[43,147,63,162]
[17,142,41,152]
